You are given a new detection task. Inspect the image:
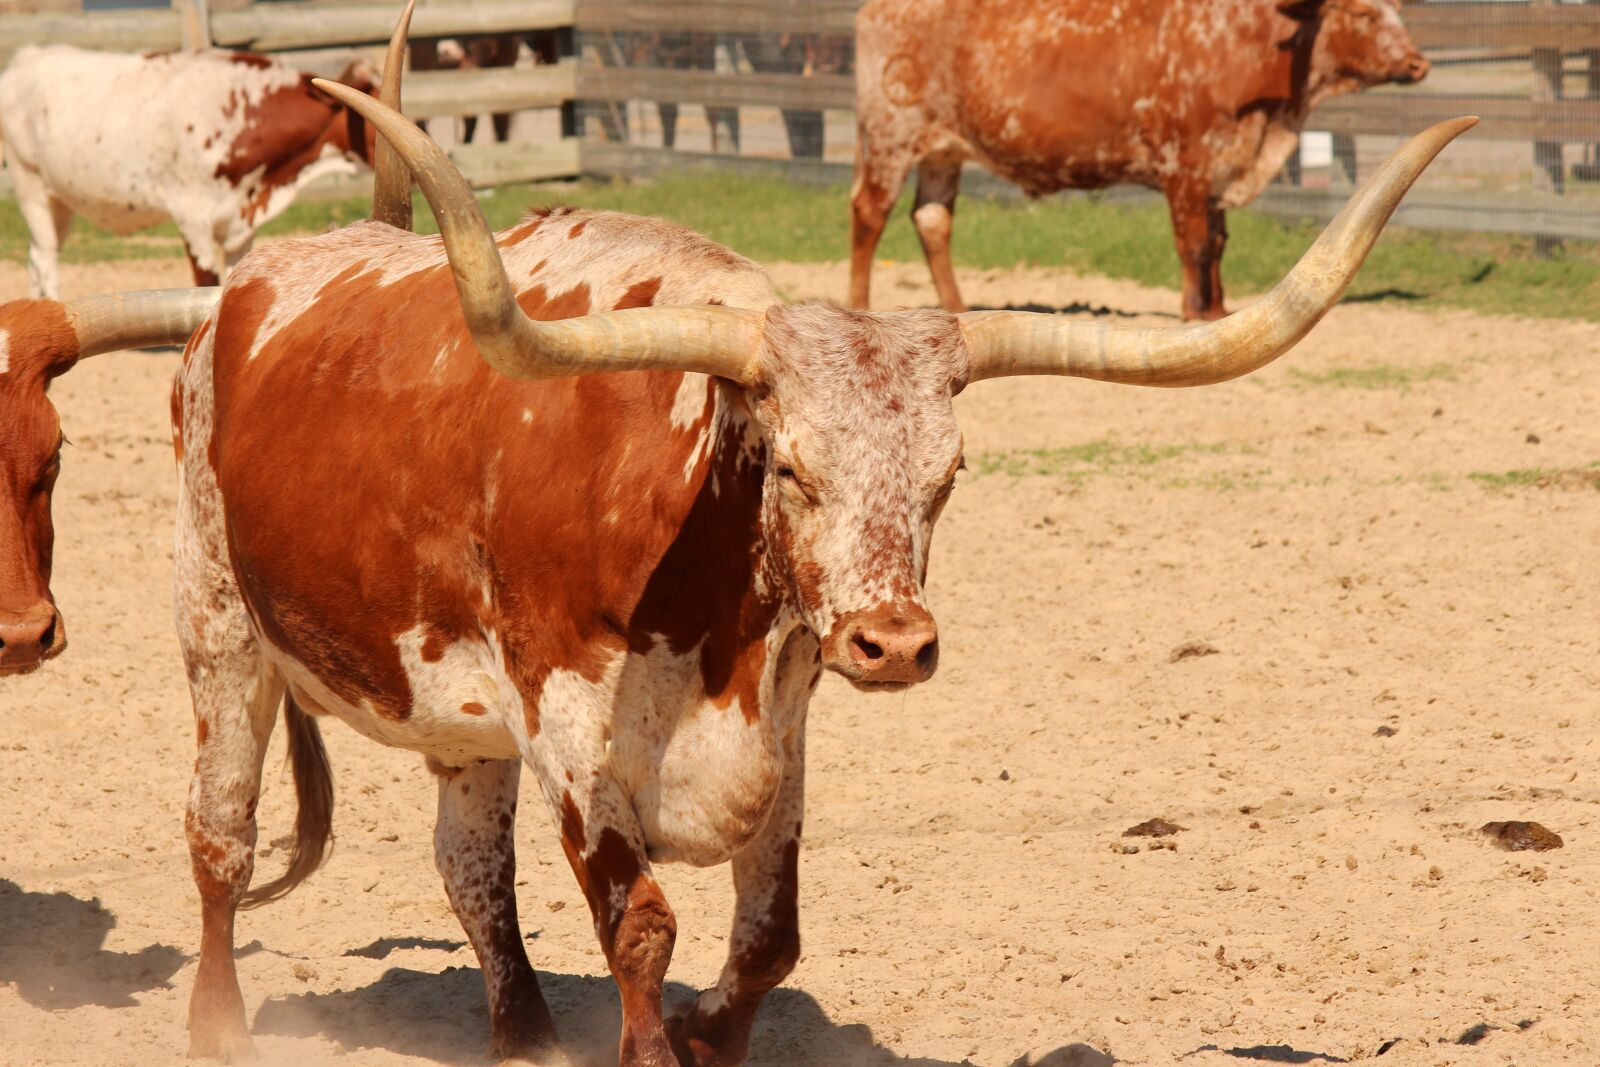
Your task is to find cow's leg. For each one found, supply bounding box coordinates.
[12,167,71,300]
[659,102,680,148]
[1166,182,1229,321]
[432,757,559,1060]
[912,156,966,312]
[463,113,481,145]
[552,778,678,1066]
[668,735,804,1067]
[179,223,226,289]
[181,646,283,1060]
[848,146,913,309]
[491,112,513,144]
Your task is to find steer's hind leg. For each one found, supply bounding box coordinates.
[912,156,966,313]
[848,139,913,309]
[669,733,804,1067]
[1165,179,1229,321]
[432,757,560,1061]
[181,640,283,1060]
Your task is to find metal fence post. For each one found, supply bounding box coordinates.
[1532,0,1565,255]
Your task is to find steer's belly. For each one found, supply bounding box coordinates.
[268,642,524,766]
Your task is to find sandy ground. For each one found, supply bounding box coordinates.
[1,251,1597,1067]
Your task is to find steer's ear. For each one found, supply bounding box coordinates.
[0,300,82,385]
[1277,0,1326,18]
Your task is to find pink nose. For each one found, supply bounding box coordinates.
[0,605,61,673]
[1398,52,1429,83]
[831,607,939,688]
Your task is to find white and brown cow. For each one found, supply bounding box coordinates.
[0,290,215,674]
[175,85,1469,1064]
[0,45,379,298]
[851,0,1430,320]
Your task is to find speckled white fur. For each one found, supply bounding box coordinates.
[0,45,363,298]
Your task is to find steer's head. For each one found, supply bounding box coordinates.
[0,292,214,677]
[0,301,73,675]
[318,83,1474,694]
[1285,0,1429,90]
[749,305,966,688]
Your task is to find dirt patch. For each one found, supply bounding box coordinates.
[2,257,1598,1066]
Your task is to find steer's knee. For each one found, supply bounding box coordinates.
[612,881,677,990]
[912,201,953,244]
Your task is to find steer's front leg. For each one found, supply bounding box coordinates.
[668,732,804,1067]
[554,778,679,1067]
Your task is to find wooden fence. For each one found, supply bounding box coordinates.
[2,0,1599,240]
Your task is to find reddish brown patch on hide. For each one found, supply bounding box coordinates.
[613,277,662,311]
[216,68,373,226]
[460,701,487,716]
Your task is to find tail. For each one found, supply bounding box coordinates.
[240,696,334,909]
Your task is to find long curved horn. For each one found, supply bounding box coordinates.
[370,0,416,230]
[311,80,764,382]
[959,117,1477,386]
[65,288,219,359]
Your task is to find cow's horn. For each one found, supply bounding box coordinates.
[370,0,416,230]
[64,288,219,359]
[958,117,1477,386]
[311,80,764,383]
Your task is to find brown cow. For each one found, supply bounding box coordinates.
[177,83,1467,1064]
[0,290,216,674]
[851,0,1429,320]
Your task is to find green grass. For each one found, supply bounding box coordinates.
[1287,362,1458,390]
[972,439,1236,482]
[1468,463,1600,490]
[6,171,1600,320]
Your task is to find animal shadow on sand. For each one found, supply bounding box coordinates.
[1184,1045,1348,1064]
[253,961,1112,1066]
[966,301,1162,320]
[0,878,188,1010]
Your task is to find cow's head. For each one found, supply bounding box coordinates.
[1283,0,1429,88]
[0,292,214,676]
[0,302,74,675]
[322,84,1471,692]
[308,62,382,164]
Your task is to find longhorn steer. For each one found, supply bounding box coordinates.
[850,0,1429,320]
[0,290,215,674]
[0,46,379,298]
[176,85,1468,1064]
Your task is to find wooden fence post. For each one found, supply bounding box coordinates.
[1531,0,1564,255]
[179,0,212,51]
[1331,133,1358,187]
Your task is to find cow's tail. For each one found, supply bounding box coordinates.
[240,696,334,909]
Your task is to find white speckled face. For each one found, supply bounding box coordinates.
[748,304,968,666]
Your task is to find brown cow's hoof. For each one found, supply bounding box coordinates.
[666,1007,749,1067]
[185,1029,258,1063]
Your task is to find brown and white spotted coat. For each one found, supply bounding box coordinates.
[850,0,1428,319]
[176,207,965,1064]
[0,45,378,298]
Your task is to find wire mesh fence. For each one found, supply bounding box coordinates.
[573,0,1600,241]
